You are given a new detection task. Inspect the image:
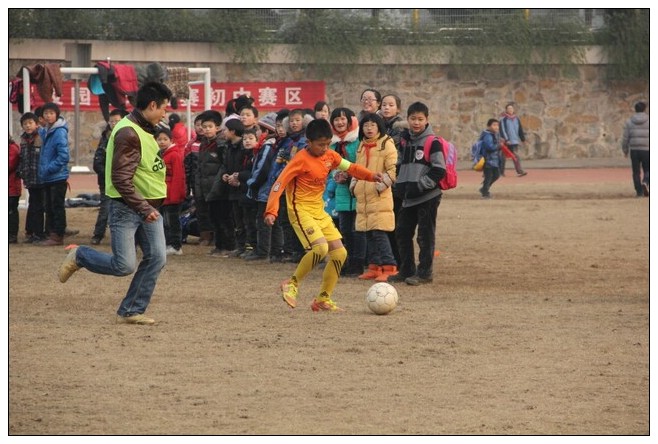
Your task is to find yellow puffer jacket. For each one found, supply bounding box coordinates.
[352,135,398,232]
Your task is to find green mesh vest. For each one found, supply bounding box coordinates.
[105,117,166,200]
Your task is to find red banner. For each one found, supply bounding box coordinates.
[15,80,326,114]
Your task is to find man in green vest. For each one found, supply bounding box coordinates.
[58,82,173,325]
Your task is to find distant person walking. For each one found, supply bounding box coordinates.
[499,103,527,177]
[621,101,649,197]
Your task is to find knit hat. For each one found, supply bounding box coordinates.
[258,112,277,132]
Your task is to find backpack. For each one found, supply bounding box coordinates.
[400,135,458,190]
[471,138,485,171]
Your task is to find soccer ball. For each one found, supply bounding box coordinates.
[365,282,399,315]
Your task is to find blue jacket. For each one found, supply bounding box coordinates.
[246,138,278,202]
[38,117,70,184]
[481,130,501,168]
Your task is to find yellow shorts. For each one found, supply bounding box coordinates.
[288,207,342,249]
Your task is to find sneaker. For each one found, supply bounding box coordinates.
[59,246,80,283]
[116,314,155,325]
[311,297,343,312]
[208,248,230,257]
[9,234,18,244]
[517,171,528,177]
[228,248,244,258]
[269,254,283,263]
[244,251,266,261]
[642,183,649,197]
[64,228,80,237]
[405,275,433,286]
[91,236,102,245]
[387,273,409,283]
[170,247,183,256]
[166,245,183,256]
[280,279,298,308]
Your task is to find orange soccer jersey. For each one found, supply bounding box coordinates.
[265,148,375,219]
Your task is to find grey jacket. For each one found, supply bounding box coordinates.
[622,112,649,154]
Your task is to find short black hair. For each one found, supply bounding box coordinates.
[154,127,172,140]
[407,101,429,118]
[276,109,290,123]
[635,101,647,112]
[240,105,259,117]
[109,109,128,119]
[135,82,172,111]
[200,110,223,126]
[225,118,245,137]
[487,118,499,127]
[42,102,61,118]
[306,118,333,141]
[20,112,38,125]
[358,113,387,141]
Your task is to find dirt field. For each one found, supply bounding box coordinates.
[8,168,649,435]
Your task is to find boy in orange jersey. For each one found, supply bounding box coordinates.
[264,119,383,311]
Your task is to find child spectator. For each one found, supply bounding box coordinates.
[18,112,45,243]
[388,102,445,286]
[194,110,229,251]
[221,119,252,257]
[314,101,331,121]
[351,113,398,282]
[156,127,187,255]
[91,109,127,244]
[245,124,282,261]
[266,108,312,263]
[184,113,205,197]
[265,118,383,312]
[239,105,262,142]
[37,102,70,246]
[167,113,189,149]
[478,118,502,199]
[329,107,365,277]
[380,94,406,266]
[9,136,21,244]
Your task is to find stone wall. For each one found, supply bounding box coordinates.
[9,39,648,170]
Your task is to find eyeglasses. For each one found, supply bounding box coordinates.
[361,98,377,104]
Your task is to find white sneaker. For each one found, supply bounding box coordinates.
[166,245,183,256]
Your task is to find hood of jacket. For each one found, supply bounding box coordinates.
[631,113,649,125]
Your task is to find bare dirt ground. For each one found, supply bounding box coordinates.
[8,168,649,435]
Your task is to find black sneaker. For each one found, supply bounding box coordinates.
[387,273,409,283]
[91,236,102,245]
[244,251,266,261]
[405,275,433,286]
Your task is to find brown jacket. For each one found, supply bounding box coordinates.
[111,110,164,218]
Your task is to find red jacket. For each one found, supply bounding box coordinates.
[162,144,187,205]
[171,123,189,150]
[9,140,22,197]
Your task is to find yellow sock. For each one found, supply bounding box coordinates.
[292,242,328,285]
[319,246,347,299]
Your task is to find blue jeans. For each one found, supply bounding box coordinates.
[76,199,166,317]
